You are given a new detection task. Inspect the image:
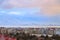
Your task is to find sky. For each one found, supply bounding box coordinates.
[0,0,60,27]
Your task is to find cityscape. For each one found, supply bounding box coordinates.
[0,26,60,40]
[0,0,60,40]
[0,27,60,35]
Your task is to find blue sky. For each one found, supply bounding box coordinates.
[0,0,60,27]
[0,8,60,27]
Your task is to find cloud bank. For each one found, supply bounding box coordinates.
[0,0,60,16]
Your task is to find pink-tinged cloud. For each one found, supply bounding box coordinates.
[1,0,60,16]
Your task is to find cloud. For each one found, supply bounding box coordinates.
[8,11,22,15]
[0,0,60,16]
[0,8,41,17]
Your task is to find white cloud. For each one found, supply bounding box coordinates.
[0,8,40,16]
[6,8,40,16]
[8,11,21,15]
[8,11,28,16]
